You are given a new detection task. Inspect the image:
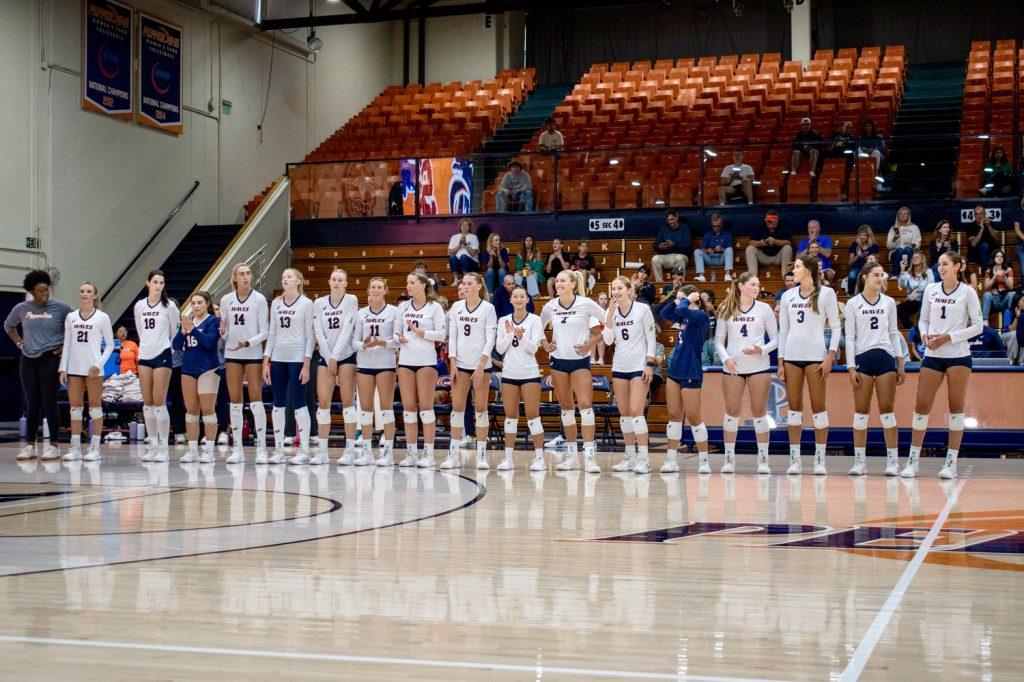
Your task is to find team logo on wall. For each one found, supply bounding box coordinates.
[448,157,474,215]
[341,162,381,218]
[82,0,134,119]
[137,13,183,134]
[401,157,475,216]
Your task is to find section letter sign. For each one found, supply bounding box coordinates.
[82,0,133,119]
[137,13,183,134]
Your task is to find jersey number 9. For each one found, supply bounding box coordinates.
[464,323,471,337]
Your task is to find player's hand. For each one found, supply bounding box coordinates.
[504,319,514,333]
[513,326,525,340]
[642,367,653,384]
[897,366,906,385]
[741,345,762,356]
[818,356,833,378]
[59,371,68,385]
[847,367,861,387]
[777,363,786,381]
[88,365,100,378]
[263,360,272,384]
[542,340,556,353]
[219,317,228,334]
[724,358,738,375]
[226,342,244,352]
[396,333,409,345]
[327,358,338,376]
[299,363,310,385]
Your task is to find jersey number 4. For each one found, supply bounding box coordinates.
[739,324,748,337]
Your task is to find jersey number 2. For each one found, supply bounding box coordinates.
[869,316,879,330]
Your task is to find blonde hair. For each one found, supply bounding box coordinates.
[565,270,588,296]
[856,224,875,242]
[230,263,251,291]
[408,271,438,303]
[612,275,633,291]
[462,272,490,302]
[331,267,348,279]
[367,276,388,292]
[79,281,102,309]
[278,267,304,300]
[485,233,502,252]
[716,272,757,321]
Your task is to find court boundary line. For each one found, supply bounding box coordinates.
[839,469,970,680]
[0,634,780,681]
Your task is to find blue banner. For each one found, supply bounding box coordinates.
[137,13,183,134]
[82,0,133,119]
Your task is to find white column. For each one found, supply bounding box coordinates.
[791,0,812,65]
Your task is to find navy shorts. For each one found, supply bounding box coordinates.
[357,366,396,376]
[855,348,897,377]
[456,366,492,376]
[669,375,704,390]
[318,353,356,367]
[225,358,263,366]
[737,369,772,378]
[612,370,645,380]
[784,360,820,370]
[138,348,173,370]
[921,355,973,372]
[398,364,435,372]
[501,377,541,387]
[550,357,591,374]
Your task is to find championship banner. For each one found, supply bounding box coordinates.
[82,0,133,119]
[401,157,474,216]
[137,13,183,134]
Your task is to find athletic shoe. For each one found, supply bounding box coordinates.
[105,430,125,442]
[497,455,514,471]
[900,461,918,479]
[476,454,490,470]
[529,454,546,471]
[40,445,61,461]
[724,273,733,282]
[141,446,154,462]
[217,433,229,445]
[338,451,357,466]
[697,454,711,475]
[938,464,957,480]
[375,451,395,467]
[884,459,900,477]
[288,451,310,465]
[353,451,375,466]
[813,459,828,476]
[310,453,329,465]
[153,447,169,463]
[440,452,461,469]
[848,460,866,476]
[757,453,772,475]
[268,450,287,465]
[545,435,566,450]
[174,434,186,445]
[63,447,83,462]
[660,457,679,473]
[254,450,269,465]
[611,456,633,472]
[720,454,735,474]
[226,449,244,464]
[180,450,197,464]
[556,452,580,471]
[632,455,651,475]
[416,453,435,468]
[583,450,601,474]
[83,447,101,462]
[693,274,706,283]
[398,453,418,467]
[198,450,215,464]
[786,455,801,475]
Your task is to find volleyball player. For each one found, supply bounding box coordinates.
[134,270,179,462]
[58,282,113,461]
[603,277,658,475]
[715,273,778,474]
[263,268,314,464]
[659,286,710,474]
[395,272,447,468]
[495,286,546,471]
[312,268,359,466]
[352,277,400,466]
[845,262,905,476]
[444,273,497,470]
[903,251,982,479]
[173,292,221,464]
[540,270,604,473]
[221,263,269,464]
[777,255,840,475]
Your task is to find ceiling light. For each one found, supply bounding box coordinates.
[874,176,885,183]
[705,149,718,157]
[609,158,620,165]
[631,180,641,187]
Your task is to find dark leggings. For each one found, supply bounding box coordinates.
[20,352,61,442]
[270,361,307,409]
[169,367,186,435]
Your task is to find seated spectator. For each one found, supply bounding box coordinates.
[928,219,960,280]
[649,343,666,395]
[790,117,824,176]
[447,217,480,285]
[968,325,1007,359]
[492,274,534,319]
[700,290,717,338]
[694,213,734,282]
[571,240,598,290]
[630,266,657,305]
[514,234,545,298]
[654,267,685,321]
[967,204,1002,270]
[413,260,441,291]
[717,150,755,205]
[545,238,572,297]
[906,311,925,363]
[980,146,1015,197]
[886,206,921,278]
[846,225,879,294]
[774,271,795,302]
[496,161,533,212]
[858,120,886,178]
[537,118,564,152]
[982,250,1015,330]
[651,209,692,282]
[1000,294,1024,365]
[807,242,835,287]
[744,209,794,277]
[826,121,857,165]
[480,233,510,293]
[117,326,138,375]
[896,250,934,327]
[1014,196,1024,276]
[592,291,609,365]
[796,219,833,258]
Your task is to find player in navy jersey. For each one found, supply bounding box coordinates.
[903,251,982,479]
[173,292,222,464]
[134,270,179,462]
[659,285,710,474]
[496,286,546,471]
[353,277,400,466]
[312,268,360,466]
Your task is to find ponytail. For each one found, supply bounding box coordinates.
[716,273,755,321]
[147,269,170,308]
[570,270,588,296]
[795,255,822,314]
[409,271,438,303]
[940,251,968,284]
[463,272,490,302]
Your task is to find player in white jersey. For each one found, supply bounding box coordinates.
[540,270,604,472]
[262,268,314,464]
[220,263,269,464]
[845,262,906,476]
[301,269,359,466]
[777,255,841,476]
[496,286,547,471]
[443,273,498,470]
[602,277,658,474]
[134,269,179,462]
[903,252,982,480]
[58,282,113,462]
[715,273,778,474]
[353,277,400,466]
[394,272,447,467]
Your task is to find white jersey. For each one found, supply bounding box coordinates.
[395,299,447,366]
[540,295,604,361]
[845,292,901,361]
[920,282,983,359]
[313,293,359,361]
[715,300,778,375]
[778,286,841,362]
[448,299,498,370]
[496,313,545,380]
[133,298,179,360]
[264,295,314,363]
[354,303,400,370]
[220,290,268,361]
[59,309,114,376]
[601,302,658,373]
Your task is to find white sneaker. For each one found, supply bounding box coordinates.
[497,455,514,471]
[63,447,83,462]
[308,453,328,465]
[226,449,244,464]
[900,461,918,479]
[584,450,601,474]
[83,447,101,462]
[338,450,357,466]
[938,464,957,479]
[288,451,310,465]
[440,452,461,469]
[697,455,711,475]
[174,434,186,445]
[476,453,490,470]
[611,456,633,472]
[353,450,375,466]
[416,453,435,468]
[153,447,169,463]
[198,449,215,464]
[556,452,580,471]
[180,450,197,464]
[884,459,900,477]
[105,430,125,442]
[398,453,418,467]
[757,454,772,475]
[786,455,801,475]
[268,450,287,465]
[720,454,735,474]
[530,454,546,471]
[632,455,651,475]
[376,451,395,466]
[660,457,679,473]
[848,460,866,476]
[40,445,61,461]
[724,273,733,282]
[545,435,566,450]
[255,449,269,465]
[217,433,229,445]
[141,446,155,462]
[693,274,706,282]
[813,457,828,476]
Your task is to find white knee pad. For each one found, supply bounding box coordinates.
[185,413,201,424]
[579,407,595,427]
[753,416,770,434]
[380,409,395,425]
[69,407,84,421]
[249,401,264,414]
[154,405,168,420]
[403,410,419,425]
[203,415,218,427]
[787,410,803,427]
[316,408,332,425]
[813,412,829,429]
[504,418,519,435]
[475,411,489,429]
[880,412,897,429]
[723,414,740,433]
[620,416,635,434]
[912,412,929,431]
[450,411,465,427]
[691,422,708,442]
[418,410,436,425]
[560,409,576,427]
[666,421,683,441]
[88,407,103,421]
[359,410,374,426]
[853,413,869,430]
[527,417,544,436]
[948,413,965,431]
[342,406,357,423]
[633,416,648,435]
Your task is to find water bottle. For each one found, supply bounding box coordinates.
[19,416,27,439]
[129,420,138,442]
[137,422,146,442]
[42,418,49,440]
[87,418,94,440]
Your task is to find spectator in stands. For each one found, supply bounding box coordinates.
[744,209,793,277]
[886,206,921,278]
[492,273,534,319]
[592,291,609,365]
[651,209,692,282]
[928,219,960,280]
[481,233,511,293]
[571,240,598,290]
[796,219,833,259]
[537,118,564,152]
[699,290,717,338]
[495,160,533,212]
[968,204,1002,270]
[447,218,480,285]
[980,146,1015,197]
[631,265,657,305]
[413,260,441,291]
[896,250,934,327]
[545,238,571,297]
[858,120,886,177]
[649,343,666,396]
[1014,197,1024,276]
[774,270,796,302]
[694,213,734,282]
[826,121,857,167]
[982,250,1015,330]
[657,267,686,302]
[117,326,139,375]
[969,325,1007,359]
[514,234,545,298]
[807,241,835,287]
[846,225,879,294]
[717,150,755,205]
[906,310,925,363]
[790,117,824,177]
[1001,294,1024,365]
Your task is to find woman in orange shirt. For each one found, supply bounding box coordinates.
[117,326,139,374]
